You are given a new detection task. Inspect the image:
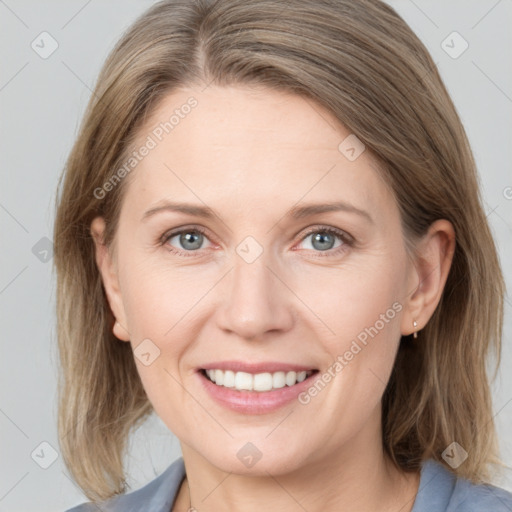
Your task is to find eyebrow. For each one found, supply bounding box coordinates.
[142,200,373,224]
[142,201,217,221]
[289,201,373,224]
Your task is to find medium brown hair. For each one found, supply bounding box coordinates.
[54,0,505,501]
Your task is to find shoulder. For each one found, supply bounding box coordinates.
[449,473,512,512]
[64,457,186,512]
[412,458,512,512]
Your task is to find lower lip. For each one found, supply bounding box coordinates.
[197,370,319,414]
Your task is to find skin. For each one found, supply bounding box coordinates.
[92,85,455,512]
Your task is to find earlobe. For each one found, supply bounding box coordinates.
[401,219,456,337]
[90,217,131,342]
[113,320,131,341]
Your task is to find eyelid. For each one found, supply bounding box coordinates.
[299,224,354,245]
[160,224,209,244]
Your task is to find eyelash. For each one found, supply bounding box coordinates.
[160,225,354,258]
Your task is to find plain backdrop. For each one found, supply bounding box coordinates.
[1,1,511,510]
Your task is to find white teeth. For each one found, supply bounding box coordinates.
[204,369,313,391]
[272,371,286,389]
[285,371,297,386]
[296,371,307,383]
[254,372,273,392]
[235,371,253,391]
[223,370,235,388]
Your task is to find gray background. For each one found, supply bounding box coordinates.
[0,1,511,510]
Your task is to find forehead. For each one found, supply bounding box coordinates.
[122,85,396,224]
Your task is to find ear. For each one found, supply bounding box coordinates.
[401,219,456,337]
[90,217,130,342]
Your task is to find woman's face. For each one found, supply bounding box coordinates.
[96,85,419,475]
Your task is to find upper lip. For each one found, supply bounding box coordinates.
[199,361,317,373]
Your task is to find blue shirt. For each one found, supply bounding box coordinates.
[66,457,512,511]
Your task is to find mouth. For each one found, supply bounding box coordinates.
[200,368,318,392]
[195,361,321,414]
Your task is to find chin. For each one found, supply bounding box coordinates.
[191,435,311,477]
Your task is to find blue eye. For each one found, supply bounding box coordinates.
[161,225,352,257]
[297,227,352,255]
[303,230,341,251]
[163,227,211,255]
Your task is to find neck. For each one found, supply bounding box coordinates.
[173,416,419,512]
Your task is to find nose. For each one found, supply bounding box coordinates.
[215,250,295,341]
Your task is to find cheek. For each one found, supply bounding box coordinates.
[295,255,406,355]
[116,261,203,424]
[306,258,405,417]
[118,255,212,341]
[293,252,406,418]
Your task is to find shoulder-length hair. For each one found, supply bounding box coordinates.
[54,0,505,501]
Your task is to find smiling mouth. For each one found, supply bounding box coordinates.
[200,368,319,392]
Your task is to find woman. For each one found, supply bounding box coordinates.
[55,0,512,511]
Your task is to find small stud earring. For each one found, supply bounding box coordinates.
[413,320,418,339]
